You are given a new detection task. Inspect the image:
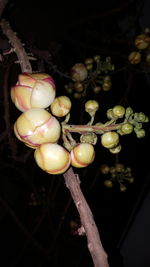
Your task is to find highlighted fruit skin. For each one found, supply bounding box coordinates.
[101,131,119,149]
[34,143,71,174]
[50,96,72,117]
[71,143,95,168]
[11,73,56,112]
[14,108,61,148]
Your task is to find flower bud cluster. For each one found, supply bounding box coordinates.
[12,73,96,175]
[100,163,134,191]
[64,55,114,99]
[128,29,150,65]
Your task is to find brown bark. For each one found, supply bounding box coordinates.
[64,167,109,267]
[1,18,110,266]
[0,19,32,73]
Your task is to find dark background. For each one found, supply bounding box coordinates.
[0,0,150,266]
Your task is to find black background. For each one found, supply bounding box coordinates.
[1,0,150,266]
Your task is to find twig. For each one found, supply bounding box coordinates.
[1,19,110,267]
[0,19,32,73]
[64,167,109,267]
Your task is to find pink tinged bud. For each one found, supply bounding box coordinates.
[31,80,56,108]
[11,85,32,112]
[18,73,36,87]
[50,96,72,117]
[11,73,56,112]
[34,143,71,174]
[30,73,56,89]
[14,108,61,148]
[71,63,88,82]
[71,143,95,168]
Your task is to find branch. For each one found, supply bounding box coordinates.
[1,20,110,266]
[0,19,32,73]
[64,167,109,267]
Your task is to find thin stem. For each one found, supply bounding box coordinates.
[0,19,32,73]
[63,122,121,134]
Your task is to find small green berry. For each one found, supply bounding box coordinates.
[104,180,113,188]
[121,123,134,134]
[113,105,125,118]
[101,131,119,149]
[136,129,146,138]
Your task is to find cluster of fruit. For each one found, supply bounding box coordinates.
[11,72,148,175]
[65,55,114,99]
[128,29,150,65]
[100,163,134,192]
[11,73,96,175]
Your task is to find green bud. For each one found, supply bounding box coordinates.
[125,107,133,118]
[113,105,125,118]
[86,63,93,70]
[121,123,134,134]
[145,116,149,122]
[104,180,113,188]
[93,55,101,62]
[136,129,146,138]
[138,112,146,122]
[107,108,115,119]
[80,132,97,145]
[109,144,122,154]
[85,100,99,115]
[135,123,143,130]
[129,177,134,183]
[84,58,94,65]
[120,184,127,192]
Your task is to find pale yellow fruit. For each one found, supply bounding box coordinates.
[85,100,99,113]
[34,143,71,174]
[11,72,56,112]
[71,143,95,168]
[50,96,71,117]
[101,131,119,149]
[14,108,61,148]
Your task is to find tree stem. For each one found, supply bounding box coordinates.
[64,167,109,267]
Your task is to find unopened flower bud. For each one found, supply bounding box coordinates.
[112,105,125,118]
[120,184,127,192]
[100,164,110,174]
[71,63,88,82]
[80,132,97,145]
[121,123,133,134]
[134,34,150,50]
[11,73,56,112]
[109,144,121,154]
[115,163,124,172]
[84,58,94,65]
[85,100,99,115]
[102,81,112,91]
[71,143,95,168]
[34,143,71,174]
[135,129,145,138]
[101,131,119,149]
[14,108,61,148]
[93,86,101,94]
[74,82,84,92]
[104,180,113,188]
[50,96,72,117]
[128,51,141,64]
